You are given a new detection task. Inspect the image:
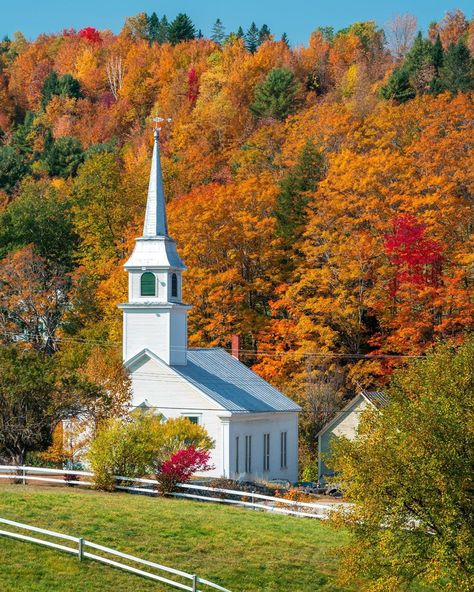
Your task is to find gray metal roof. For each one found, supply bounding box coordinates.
[171,348,301,414]
[362,391,389,408]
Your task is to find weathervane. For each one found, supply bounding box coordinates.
[152,116,172,137]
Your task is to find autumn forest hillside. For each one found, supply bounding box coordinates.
[0,10,473,469]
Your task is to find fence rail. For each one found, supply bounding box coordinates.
[0,517,230,592]
[0,465,339,519]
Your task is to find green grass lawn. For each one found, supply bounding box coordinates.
[0,484,351,592]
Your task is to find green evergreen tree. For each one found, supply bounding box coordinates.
[11,112,36,159]
[211,18,225,45]
[236,26,245,39]
[439,40,474,94]
[156,16,169,43]
[380,66,416,102]
[147,12,160,44]
[381,32,436,102]
[41,71,81,109]
[432,34,444,72]
[167,13,196,45]
[250,67,299,120]
[245,22,260,53]
[0,146,29,194]
[281,32,290,48]
[259,24,271,44]
[274,140,325,246]
[405,32,434,74]
[429,35,445,94]
[41,71,60,109]
[197,29,203,39]
[45,137,84,179]
[58,74,81,100]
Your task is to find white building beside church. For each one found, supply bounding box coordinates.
[118,128,300,481]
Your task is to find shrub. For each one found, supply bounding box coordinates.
[88,414,214,491]
[155,446,213,494]
[87,414,161,490]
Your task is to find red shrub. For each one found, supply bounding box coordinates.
[155,447,213,494]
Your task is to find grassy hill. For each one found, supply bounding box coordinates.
[0,484,350,592]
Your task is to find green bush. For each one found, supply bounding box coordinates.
[87,414,214,491]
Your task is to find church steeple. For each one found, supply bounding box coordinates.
[143,128,169,238]
[119,124,190,366]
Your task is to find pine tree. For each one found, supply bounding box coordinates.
[439,40,474,93]
[281,32,290,48]
[236,26,244,39]
[380,66,416,102]
[211,18,225,45]
[429,35,445,94]
[274,140,325,246]
[157,16,169,44]
[58,74,81,99]
[432,34,444,71]
[41,71,81,109]
[245,22,260,53]
[167,13,196,45]
[381,32,435,101]
[259,24,271,44]
[147,12,160,44]
[250,67,299,119]
[41,71,60,109]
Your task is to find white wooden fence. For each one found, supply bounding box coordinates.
[0,516,230,592]
[0,465,338,519]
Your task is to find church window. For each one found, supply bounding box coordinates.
[140,272,156,296]
[185,416,199,425]
[280,431,287,469]
[245,435,252,473]
[171,273,178,298]
[263,433,270,471]
[235,436,239,473]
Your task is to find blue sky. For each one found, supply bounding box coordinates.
[2,1,472,45]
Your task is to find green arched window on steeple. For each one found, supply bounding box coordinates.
[140,272,156,296]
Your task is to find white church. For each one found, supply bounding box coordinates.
[118,127,300,482]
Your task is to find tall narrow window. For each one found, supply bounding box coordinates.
[140,272,156,296]
[171,273,178,298]
[235,436,239,474]
[263,433,270,472]
[280,431,287,469]
[245,435,252,473]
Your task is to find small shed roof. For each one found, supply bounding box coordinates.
[316,390,388,438]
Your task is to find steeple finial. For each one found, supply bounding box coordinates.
[143,117,172,238]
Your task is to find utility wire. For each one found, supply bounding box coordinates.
[0,331,426,359]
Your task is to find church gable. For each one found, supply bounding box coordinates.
[126,350,225,413]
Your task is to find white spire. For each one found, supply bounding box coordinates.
[143,128,168,237]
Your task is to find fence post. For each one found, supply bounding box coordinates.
[192,574,197,592]
[22,467,26,486]
[78,538,84,561]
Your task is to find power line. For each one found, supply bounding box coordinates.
[0,331,426,359]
